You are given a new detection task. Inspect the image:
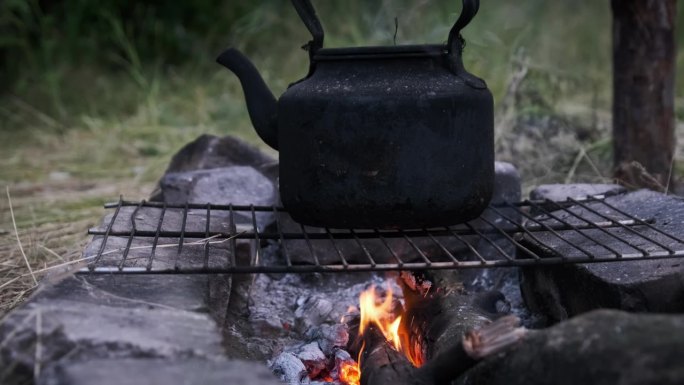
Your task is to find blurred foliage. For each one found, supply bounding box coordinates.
[0,0,681,130]
[0,0,262,72]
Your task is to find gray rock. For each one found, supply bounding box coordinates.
[294,296,334,334]
[162,166,274,203]
[294,342,327,378]
[307,324,349,356]
[1,134,280,384]
[40,358,281,385]
[457,310,684,385]
[159,166,277,229]
[270,352,309,385]
[520,189,684,323]
[530,183,627,201]
[154,134,276,182]
[150,134,279,229]
[0,275,227,385]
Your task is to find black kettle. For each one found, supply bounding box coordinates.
[217,0,493,229]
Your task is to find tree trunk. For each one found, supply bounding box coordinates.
[612,0,677,190]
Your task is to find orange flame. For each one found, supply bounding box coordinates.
[359,285,424,366]
[340,284,425,385]
[358,285,403,350]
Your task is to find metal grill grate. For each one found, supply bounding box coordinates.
[80,195,684,274]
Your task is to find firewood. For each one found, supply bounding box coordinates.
[359,325,429,385]
[399,270,508,362]
[357,315,526,385]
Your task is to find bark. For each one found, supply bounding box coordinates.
[398,271,505,362]
[351,271,526,385]
[356,315,525,385]
[612,0,677,190]
[359,326,428,385]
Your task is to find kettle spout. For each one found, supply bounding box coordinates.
[217,48,279,150]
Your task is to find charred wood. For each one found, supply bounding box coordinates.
[399,270,509,362]
[356,315,526,385]
[359,325,429,385]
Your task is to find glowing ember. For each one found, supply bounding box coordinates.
[339,359,361,385]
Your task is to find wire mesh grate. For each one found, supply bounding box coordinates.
[79,195,684,274]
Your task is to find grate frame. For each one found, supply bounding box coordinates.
[79,195,684,274]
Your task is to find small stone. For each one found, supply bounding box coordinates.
[307,324,349,356]
[294,342,327,379]
[270,352,309,385]
[294,296,334,334]
[251,315,286,336]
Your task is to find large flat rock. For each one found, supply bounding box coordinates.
[1,134,281,383]
[457,310,684,385]
[0,275,228,385]
[40,358,280,385]
[520,188,684,322]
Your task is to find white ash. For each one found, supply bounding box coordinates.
[243,248,404,383]
[294,342,327,378]
[270,352,310,385]
[295,296,335,333]
[305,324,349,356]
[251,270,401,383]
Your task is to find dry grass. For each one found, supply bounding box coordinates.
[0,114,235,317]
[0,179,151,317]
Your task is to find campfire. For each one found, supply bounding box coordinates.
[339,284,423,385]
[270,273,526,385]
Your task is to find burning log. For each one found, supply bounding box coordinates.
[359,325,419,385]
[399,270,511,363]
[357,315,526,385]
[344,273,525,385]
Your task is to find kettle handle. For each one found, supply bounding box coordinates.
[291,0,480,57]
[291,0,324,60]
[447,0,480,55]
